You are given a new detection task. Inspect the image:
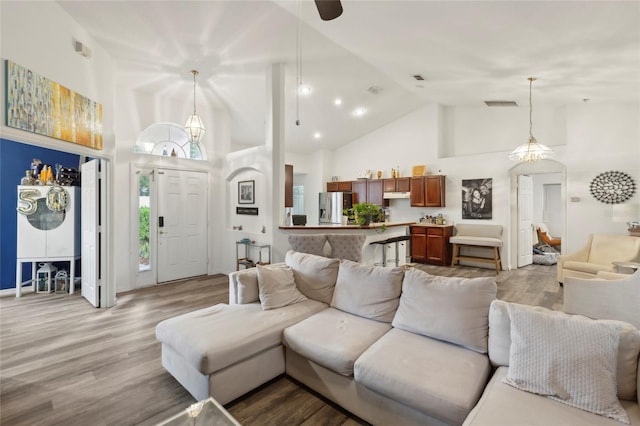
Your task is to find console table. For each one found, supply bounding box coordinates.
[235,241,271,271]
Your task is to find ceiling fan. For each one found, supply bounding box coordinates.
[314,0,343,21]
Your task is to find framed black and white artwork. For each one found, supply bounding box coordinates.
[238,180,255,204]
[462,178,492,219]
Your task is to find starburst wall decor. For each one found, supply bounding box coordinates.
[589,171,636,204]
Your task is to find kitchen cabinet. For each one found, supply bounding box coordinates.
[367,180,384,206]
[285,164,293,207]
[351,180,367,204]
[383,177,410,192]
[410,175,446,207]
[410,225,453,266]
[327,181,352,192]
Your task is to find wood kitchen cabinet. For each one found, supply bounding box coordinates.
[327,181,352,192]
[410,225,453,266]
[351,180,367,204]
[367,180,384,206]
[383,177,410,192]
[410,175,446,207]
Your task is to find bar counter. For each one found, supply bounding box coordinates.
[279,221,416,230]
[278,221,416,267]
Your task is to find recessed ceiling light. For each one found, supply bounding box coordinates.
[334,98,342,106]
[314,132,321,139]
[353,108,366,117]
[298,85,312,95]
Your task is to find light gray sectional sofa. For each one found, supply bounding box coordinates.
[156,250,640,425]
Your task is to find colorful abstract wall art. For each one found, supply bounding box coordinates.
[5,60,103,150]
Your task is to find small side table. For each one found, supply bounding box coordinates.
[235,241,271,271]
[612,261,640,274]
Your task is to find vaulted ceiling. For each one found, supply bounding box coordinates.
[58,0,640,153]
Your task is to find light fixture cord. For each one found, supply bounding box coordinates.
[295,0,301,126]
[529,77,534,143]
[192,71,197,115]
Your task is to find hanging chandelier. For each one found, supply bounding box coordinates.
[184,70,206,144]
[509,77,554,162]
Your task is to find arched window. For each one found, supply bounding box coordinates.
[134,122,207,160]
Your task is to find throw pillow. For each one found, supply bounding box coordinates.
[392,268,496,353]
[503,302,629,424]
[285,250,339,304]
[256,264,307,310]
[330,260,403,323]
[235,268,259,304]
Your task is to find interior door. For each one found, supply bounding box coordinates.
[517,174,533,267]
[157,169,208,282]
[81,159,99,307]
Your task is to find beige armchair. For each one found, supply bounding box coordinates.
[563,270,640,328]
[557,234,640,283]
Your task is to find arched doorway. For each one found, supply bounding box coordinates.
[508,160,567,270]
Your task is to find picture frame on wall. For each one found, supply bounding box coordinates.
[238,180,255,204]
[462,178,492,219]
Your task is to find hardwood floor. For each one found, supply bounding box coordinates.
[0,264,561,425]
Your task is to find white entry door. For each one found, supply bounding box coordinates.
[81,159,100,307]
[517,175,533,267]
[157,169,208,282]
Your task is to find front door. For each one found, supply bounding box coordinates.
[157,169,208,282]
[517,174,533,267]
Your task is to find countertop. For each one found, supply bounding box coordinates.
[279,221,416,230]
[410,223,453,228]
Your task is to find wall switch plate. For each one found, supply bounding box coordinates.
[570,196,581,202]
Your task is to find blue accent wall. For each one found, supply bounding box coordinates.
[0,139,80,290]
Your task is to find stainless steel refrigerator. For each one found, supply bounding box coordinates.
[319,192,353,224]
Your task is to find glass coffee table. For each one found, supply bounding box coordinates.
[156,398,241,426]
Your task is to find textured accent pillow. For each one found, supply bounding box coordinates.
[330,260,403,323]
[236,268,259,304]
[503,302,629,424]
[285,250,339,304]
[392,268,497,353]
[256,264,307,310]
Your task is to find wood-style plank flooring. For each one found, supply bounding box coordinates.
[0,264,561,425]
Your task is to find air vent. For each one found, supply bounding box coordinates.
[484,101,518,107]
[413,74,425,81]
[367,85,383,94]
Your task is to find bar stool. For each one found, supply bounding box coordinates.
[370,235,411,267]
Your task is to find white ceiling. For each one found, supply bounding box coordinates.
[58,0,640,153]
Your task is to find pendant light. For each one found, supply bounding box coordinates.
[184,70,205,143]
[509,77,554,162]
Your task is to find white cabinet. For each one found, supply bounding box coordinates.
[16,185,80,297]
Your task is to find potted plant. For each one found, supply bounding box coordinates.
[352,202,381,226]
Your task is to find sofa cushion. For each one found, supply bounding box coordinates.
[235,268,259,304]
[330,260,404,323]
[503,302,628,424]
[563,260,614,275]
[392,268,496,353]
[285,250,339,304]
[488,300,640,401]
[256,264,308,310]
[463,367,640,426]
[354,328,492,425]
[588,234,640,266]
[156,301,327,375]
[283,307,391,376]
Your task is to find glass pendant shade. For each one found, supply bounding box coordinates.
[185,70,206,143]
[509,77,554,162]
[184,114,205,143]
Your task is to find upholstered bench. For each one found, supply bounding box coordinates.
[450,224,503,274]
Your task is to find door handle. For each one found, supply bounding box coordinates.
[159,230,166,234]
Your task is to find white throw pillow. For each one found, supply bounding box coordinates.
[330,260,403,323]
[503,302,629,424]
[392,268,496,353]
[256,264,307,310]
[285,250,339,304]
[236,268,259,304]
